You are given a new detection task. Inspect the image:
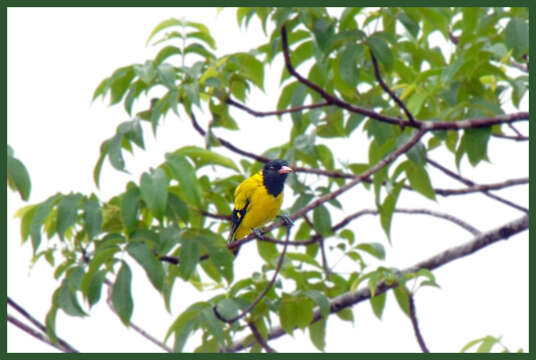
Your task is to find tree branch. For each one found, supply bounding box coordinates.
[7,314,77,353]
[492,133,528,141]
[7,296,78,353]
[433,177,528,196]
[427,158,528,213]
[227,215,528,352]
[248,322,277,353]
[226,97,331,117]
[408,294,430,353]
[370,50,416,124]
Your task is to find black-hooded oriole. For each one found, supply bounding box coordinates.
[229,160,293,241]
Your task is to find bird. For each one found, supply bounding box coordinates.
[229,159,293,242]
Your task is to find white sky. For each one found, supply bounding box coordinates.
[7,7,529,353]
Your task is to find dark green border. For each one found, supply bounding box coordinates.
[2,2,533,359]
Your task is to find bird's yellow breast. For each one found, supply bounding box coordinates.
[232,172,283,240]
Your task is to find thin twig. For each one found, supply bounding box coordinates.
[247,322,277,353]
[214,223,292,324]
[104,279,173,352]
[226,97,331,117]
[408,294,430,352]
[370,50,416,124]
[8,314,77,353]
[7,296,78,353]
[427,158,528,213]
[434,177,528,196]
[492,133,529,141]
[226,215,528,352]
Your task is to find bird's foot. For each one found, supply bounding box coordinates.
[252,228,265,240]
[278,215,294,229]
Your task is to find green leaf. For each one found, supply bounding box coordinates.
[397,11,419,38]
[187,31,216,50]
[304,290,330,318]
[215,298,240,320]
[30,194,60,253]
[200,308,225,345]
[154,45,182,66]
[277,81,298,113]
[504,18,529,59]
[134,60,157,85]
[338,44,361,87]
[356,242,386,260]
[336,308,354,323]
[166,302,208,351]
[406,141,426,166]
[316,145,334,170]
[232,53,264,90]
[166,193,190,223]
[405,162,435,200]
[380,180,404,239]
[56,193,82,239]
[279,296,298,334]
[7,151,31,201]
[112,261,134,326]
[107,134,126,172]
[54,283,86,317]
[313,205,332,237]
[87,269,107,307]
[370,292,387,319]
[460,8,479,44]
[139,168,168,221]
[45,306,58,344]
[82,198,102,240]
[179,236,201,280]
[257,240,279,263]
[367,32,393,70]
[146,18,184,45]
[309,319,326,351]
[459,127,492,167]
[126,242,164,291]
[121,185,140,231]
[171,146,239,171]
[393,285,410,317]
[165,154,202,208]
[110,67,135,105]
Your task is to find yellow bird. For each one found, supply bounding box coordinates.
[229,160,293,242]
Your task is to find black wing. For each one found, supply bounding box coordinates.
[229,199,249,241]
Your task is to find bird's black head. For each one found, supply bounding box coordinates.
[262,159,293,197]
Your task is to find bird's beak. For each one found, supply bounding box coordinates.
[279,166,293,174]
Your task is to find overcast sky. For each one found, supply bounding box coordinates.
[7,7,529,353]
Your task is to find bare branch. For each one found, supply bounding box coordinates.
[492,133,529,141]
[434,177,528,196]
[370,50,416,124]
[408,294,430,353]
[227,215,528,352]
[7,296,78,353]
[8,314,77,353]
[427,158,528,213]
[226,97,331,117]
[190,112,270,163]
[248,322,277,353]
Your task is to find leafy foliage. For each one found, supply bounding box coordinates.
[12,7,528,353]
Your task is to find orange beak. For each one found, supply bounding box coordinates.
[278,165,293,174]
